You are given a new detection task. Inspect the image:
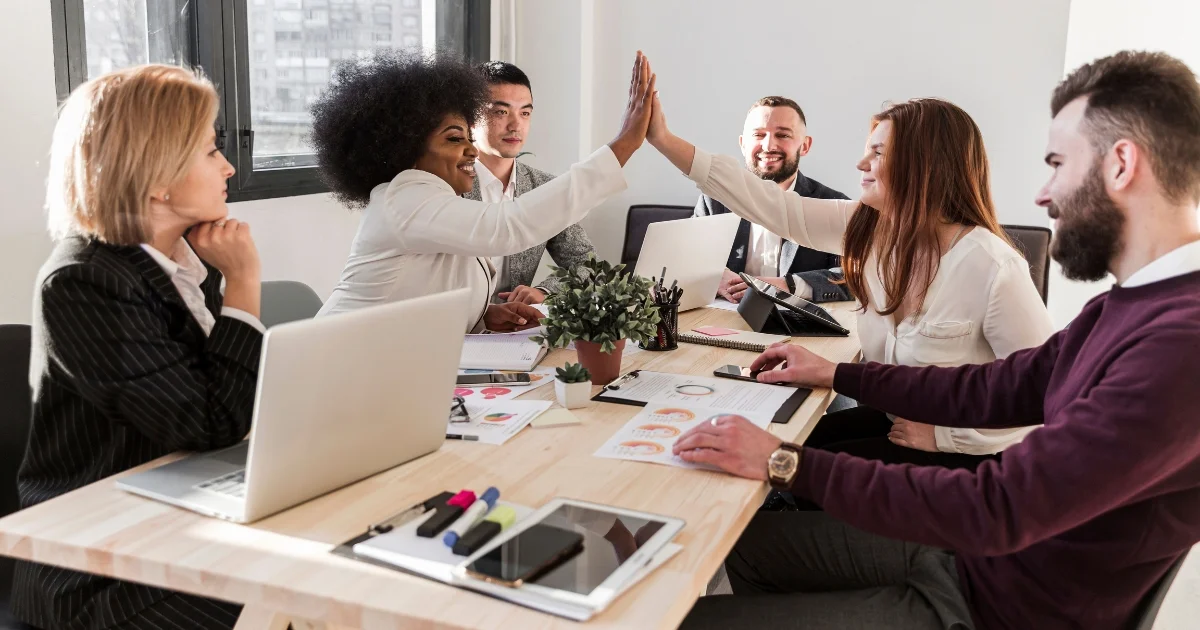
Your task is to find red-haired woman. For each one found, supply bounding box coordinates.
[650,97,1054,469]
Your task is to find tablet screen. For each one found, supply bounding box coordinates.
[520,504,668,595]
[744,276,841,327]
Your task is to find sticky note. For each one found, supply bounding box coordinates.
[693,326,739,337]
[532,409,582,428]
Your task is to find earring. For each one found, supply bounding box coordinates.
[164,194,170,201]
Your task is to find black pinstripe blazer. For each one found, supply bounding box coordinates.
[11,236,263,630]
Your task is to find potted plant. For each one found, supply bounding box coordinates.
[532,255,660,385]
[554,362,592,409]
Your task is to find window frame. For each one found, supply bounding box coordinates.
[50,0,491,203]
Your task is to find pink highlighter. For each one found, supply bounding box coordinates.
[416,490,477,538]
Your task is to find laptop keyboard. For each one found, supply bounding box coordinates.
[195,469,247,499]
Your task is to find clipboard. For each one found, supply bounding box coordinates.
[329,490,458,577]
[591,370,811,424]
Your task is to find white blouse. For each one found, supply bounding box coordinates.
[688,148,1056,455]
[319,146,626,332]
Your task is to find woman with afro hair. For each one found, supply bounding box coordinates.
[313,50,656,332]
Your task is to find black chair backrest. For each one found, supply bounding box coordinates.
[0,324,32,612]
[260,280,324,328]
[1001,224,1051,304]
[620,205,696,270]
[1129,551,1189,630]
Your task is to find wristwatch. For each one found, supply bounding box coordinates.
[767,442,802,490]
[784,275,797,294]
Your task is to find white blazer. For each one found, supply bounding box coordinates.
[319,146,626,332]
[688,148,1056,455]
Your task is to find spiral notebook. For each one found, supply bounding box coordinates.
[678,327,791,352]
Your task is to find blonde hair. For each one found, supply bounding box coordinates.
[46,64,220,244]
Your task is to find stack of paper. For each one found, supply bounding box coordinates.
[460,330,548,371]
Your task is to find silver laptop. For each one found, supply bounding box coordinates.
[632,213,741,311]
[117,288,471,523]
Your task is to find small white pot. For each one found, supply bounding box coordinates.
[555,379,592,410]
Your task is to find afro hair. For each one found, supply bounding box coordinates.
[310,49,490,208]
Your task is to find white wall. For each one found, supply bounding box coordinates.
[515,0,1072,274]
[1049,0,1200,328]
[0,2,57,324]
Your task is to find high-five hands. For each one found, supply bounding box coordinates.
[608,51,657,166]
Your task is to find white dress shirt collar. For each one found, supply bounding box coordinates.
[141,239,215,334]
[1121,239,1200,288]
[476,159,517,202]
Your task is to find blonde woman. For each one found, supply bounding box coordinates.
[13,65,258,630]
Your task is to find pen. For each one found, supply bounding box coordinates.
[367,490,455,535]
[443,487,500,548]
[445,434,480,441]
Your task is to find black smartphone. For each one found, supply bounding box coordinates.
[463,524,585,587]
[456,372,532,386]
[713,364,761,382]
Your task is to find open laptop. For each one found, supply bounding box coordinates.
[632,213,741,311]
[117,288,471,524]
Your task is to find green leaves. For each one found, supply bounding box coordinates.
[555,362,591,383]
[530,254,661,354]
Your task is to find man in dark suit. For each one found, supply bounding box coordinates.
[695,96,852,304]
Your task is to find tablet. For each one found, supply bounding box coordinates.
[453,498,684,612]
[740,273,850,335]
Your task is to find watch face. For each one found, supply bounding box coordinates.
[769,449,797,479]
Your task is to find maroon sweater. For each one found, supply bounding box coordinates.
[793,271,1200,630]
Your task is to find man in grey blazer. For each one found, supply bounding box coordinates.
[465,61,597,305]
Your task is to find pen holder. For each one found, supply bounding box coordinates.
[640,303,679,351]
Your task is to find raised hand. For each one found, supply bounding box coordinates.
[608,51,657,166]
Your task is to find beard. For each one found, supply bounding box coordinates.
[747,149,800,184]
[1049,165,1126,282]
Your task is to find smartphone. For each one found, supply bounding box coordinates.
[463,524,585,587]
[713,364,761,382]
[456,372,532,386]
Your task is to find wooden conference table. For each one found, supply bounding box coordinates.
[0,302,861,630]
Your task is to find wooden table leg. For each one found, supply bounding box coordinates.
[234,605,291,630]
[235,605,360,630]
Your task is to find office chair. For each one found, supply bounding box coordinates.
[619,204,695,270]
[0,325,34,629]
[260,280,324,328]
[1130,551,1190,630]
[1001,224,1052,304]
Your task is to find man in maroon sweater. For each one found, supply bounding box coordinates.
[672,52,1200,629]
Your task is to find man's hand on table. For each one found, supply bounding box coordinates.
[751,343,837,389]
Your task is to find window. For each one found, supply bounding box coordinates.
[52,0,491,202]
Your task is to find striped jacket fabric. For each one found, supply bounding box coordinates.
[11,236,262,630]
